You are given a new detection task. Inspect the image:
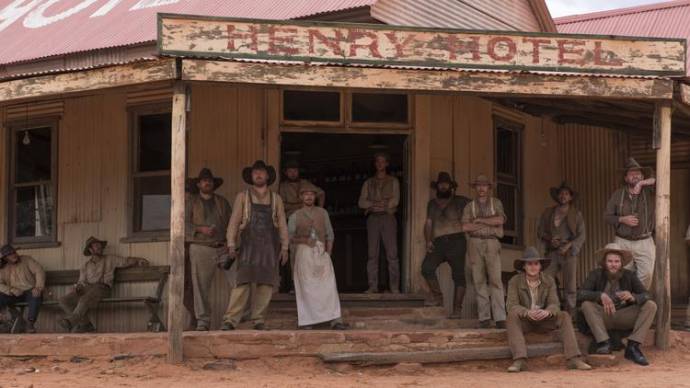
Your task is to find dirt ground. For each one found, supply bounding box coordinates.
[1,331,690,388]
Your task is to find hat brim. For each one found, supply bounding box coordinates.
[431,180,458,189]
[83,238,108,256]
[597,247,633,268]
[0,248,16,261]
[514,258,551,272]
[242,166,277,186]
[186,177,224,193]
[619,165,654,175]
[549,187,577,203]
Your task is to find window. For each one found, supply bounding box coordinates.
[8,120,58,245]
[494,117,523,246]
[351,93,408,124]
[130,105,172,237]
[283,90,341,122]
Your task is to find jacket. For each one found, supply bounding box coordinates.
[506,272,561,318]
[577,268,651,307]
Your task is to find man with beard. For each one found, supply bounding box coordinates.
[537,182,585,315]
[605,158,656,289]
[0,245,45,333]
[578,243,657,366]
[223,160,289,330]
[421,172,470,318]
[185,168,232,331]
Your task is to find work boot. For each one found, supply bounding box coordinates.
[593,340,611,355]
[331,322,349,330]
[221,322,235,331]
[195,320,210,331]
[624,340,649,366]
[478,319,491,329]
[26,320,36,334]
[567,357,592,370]
[253,322,267,331]
[449,286,466,319]
[364,286,378,294]
[495,320,506,329]
[507,358,527,373]
[423,278,443,307]
[58,318,72,332]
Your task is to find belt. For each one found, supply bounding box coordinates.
[616,233,651,241]
[190,241,226,248]
[469,235,497,240]
[434,233,465,241]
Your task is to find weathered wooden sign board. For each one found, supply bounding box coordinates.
[158,14,686,76]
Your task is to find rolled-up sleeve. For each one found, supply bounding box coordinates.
[226,193,245,249]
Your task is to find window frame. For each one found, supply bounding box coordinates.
[280,88,345,127]
[6,117,60,246]
[493,116,524,248]
[347,91,413,129]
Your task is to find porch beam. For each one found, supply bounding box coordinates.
[654,102,672,349]
[0,59,177,103]
[180,60,674,100]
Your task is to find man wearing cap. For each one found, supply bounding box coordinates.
[59,237,149,333]
[461,174,507,329]
[358,152,400,294]
[223,160,289,330]
[288,182,346,330]
[506,247,591,372]
[604,157,656,289]
[185,168,232,331]
[578,243,657,366]
[422,172,471,318]
[0,245,45,333]
[537,182,586,315]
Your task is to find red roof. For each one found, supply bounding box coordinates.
[0,0,376,65]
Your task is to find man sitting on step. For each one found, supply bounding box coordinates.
[506,247,591,373]
[0,245,45,333]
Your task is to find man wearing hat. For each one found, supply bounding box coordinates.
[421,172,471,318]
[59,237,149,333]
[604,157,656,289]
[506,247,591,372]
[223,160,289,330]
[578,243,657,366]
[288,182,347,330]
[461,174,507,328]
[0,245,46,333]
[358,152,401,294]
[537,182,586,315]
[185,167,232,331]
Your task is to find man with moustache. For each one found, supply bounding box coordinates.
[578,243,657,366]
[604,158,656,289]
[537,182,585,315]
[421,172,470,318]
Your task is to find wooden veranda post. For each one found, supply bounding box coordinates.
[167,80,188,363]
[654,102,672,349]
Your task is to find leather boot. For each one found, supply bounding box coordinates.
[507,358,527,373]
[423,278,443,307]
[449,286,466,319]
[625,340,649,366]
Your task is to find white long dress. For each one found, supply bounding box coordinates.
[293,241,341,326]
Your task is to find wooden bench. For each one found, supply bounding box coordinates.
[9,265,170,333]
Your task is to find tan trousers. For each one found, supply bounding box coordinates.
[189,244,219,324]
[507,309,581,360]
[366,213,400,291]
[580,300,657,344]
[223,283,273,327]
[59,283,110,326]
[468,237,506,322]
[614,236,656,290]
[544,252,577,314]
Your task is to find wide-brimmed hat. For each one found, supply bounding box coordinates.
[469,174,493,187]
[242,160,277,186]
[549,181,577,203]
[283,159,300,170]
[0,245,17,260]
[619,157,653,176]
[597,243,633,268]
[513,246,551,271]
[187,168,224,190]
[299,181,320,195]
[431,172,458,189]
[83,236,107,256]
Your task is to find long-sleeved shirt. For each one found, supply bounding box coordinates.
[0,256,45,295]
[288,206,335,244]
[461,197,506,239]
[79,255,138,287]
[537,205,586,256]
[279,179,325,218]
[226,189,289,251]
[185,193,232,245]
[358,175,400,215]
[604,186,655,239]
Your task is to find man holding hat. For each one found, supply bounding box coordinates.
[223,160,289,330]
[185,167,232,331]
[578,243,657,366]
[537,182,586,315]
[604,157,656,289]
[461,174,507,328]
[0,245,45,333]
[288,182,346,330]
[59,237,149,333]
[421,172,470,318]
[506,247,591,372]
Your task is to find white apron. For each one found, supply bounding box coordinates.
[293,241,341,326]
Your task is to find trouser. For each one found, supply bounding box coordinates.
[544,250,577,314]
[580,300,657,344]
[190,244,219,324]
[614,236,656,290]
[507,309,581,360]
[366,213,400,291]
[421,233,466,287]
[223,283,273,327]
[0,290,42,322]
[59,283,110,326]
[468,237,506,322]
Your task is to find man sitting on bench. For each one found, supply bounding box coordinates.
[59,236,149,333]
[0,244,45,333]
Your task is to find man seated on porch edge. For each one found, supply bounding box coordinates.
[59,236,149,333]
[0,244,46,333]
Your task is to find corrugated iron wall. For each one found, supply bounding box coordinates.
[629,132,690,167]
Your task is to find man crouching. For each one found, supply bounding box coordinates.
[506,247,591,372]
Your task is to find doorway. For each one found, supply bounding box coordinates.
[281,133,408,293]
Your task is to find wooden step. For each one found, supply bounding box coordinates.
[270,293,427,308]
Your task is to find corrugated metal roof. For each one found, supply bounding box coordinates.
[0,0,376,65]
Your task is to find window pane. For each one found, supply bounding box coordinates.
[283,90,340,121]
[496,128,516,176]
[138,113,171,172]
[352,93,408,123]
[14,184,54,239]
[15,127,52,184]
[496,183,517,232]
[134,175,171,232]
